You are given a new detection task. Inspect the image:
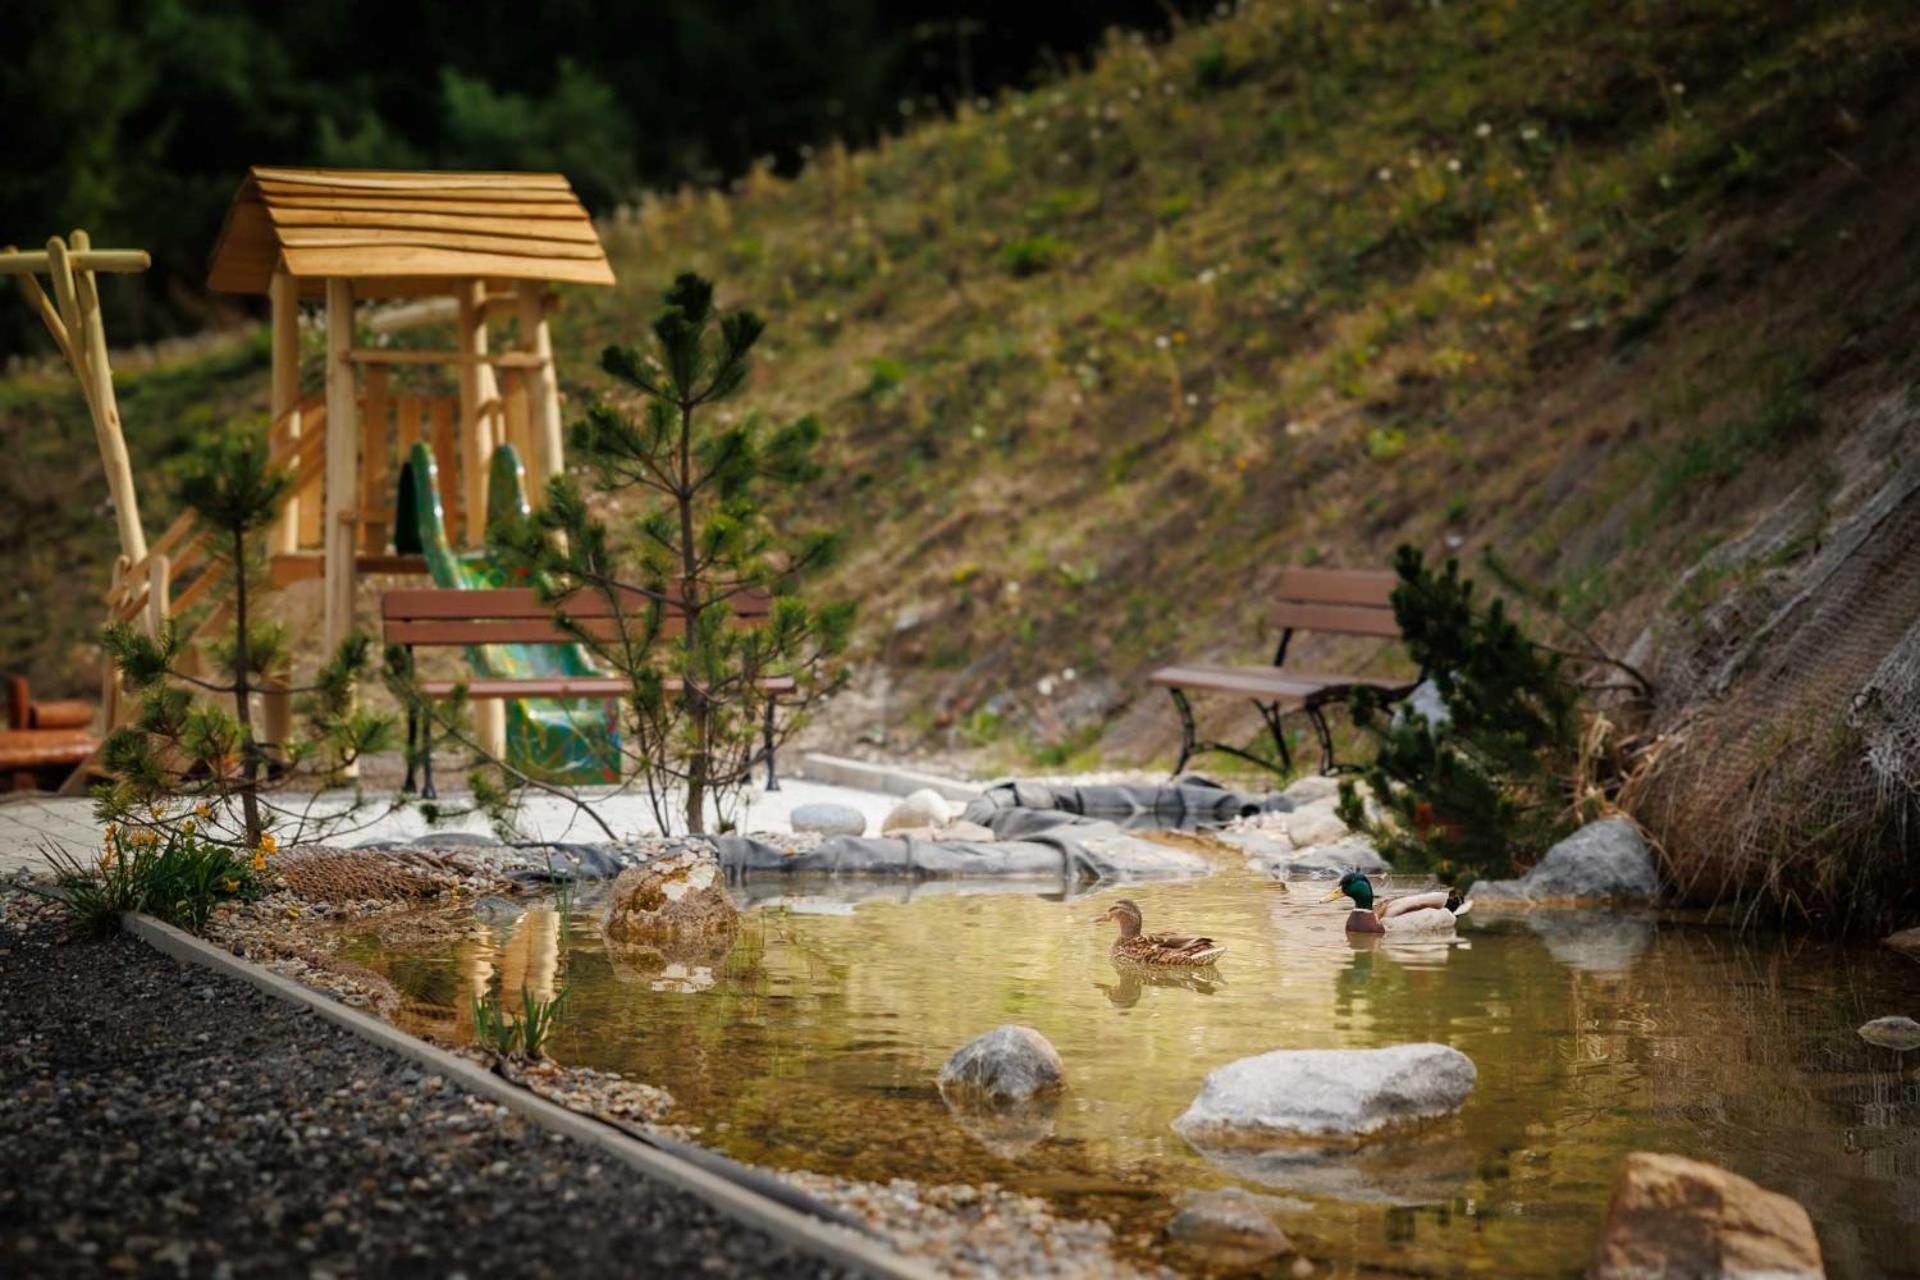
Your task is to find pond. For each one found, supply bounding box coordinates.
[342,852,1920,1278]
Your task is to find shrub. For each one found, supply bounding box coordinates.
[48,826,265,936]
[1336,546,1584,881]
[1000,236,1068,278]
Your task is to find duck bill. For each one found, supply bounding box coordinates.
[1318,886,1348,903]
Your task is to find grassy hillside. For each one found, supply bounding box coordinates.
[547,0,1920,773]
[5,0,1919,916]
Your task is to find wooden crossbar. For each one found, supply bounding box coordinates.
[381,586,773,647]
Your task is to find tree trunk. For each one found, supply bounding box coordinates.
[677,400,707,835]
[230,528,262,846]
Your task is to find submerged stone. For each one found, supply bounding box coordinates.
[937,1024,1065,1103]
[1589,1152,1825,1280]
[1167,1187,1295,1265]
[1173,1043,1476,1142]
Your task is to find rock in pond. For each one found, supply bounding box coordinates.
[604,847,738,944]
[1173,1043,1475,1142]
[1472,818,1658,906]
[1857,1015,1920,1050]
[882,787,953,834]
[1589,1151,1825,1280]
[937,1025,1065,1103]
[1166,1187,1296,1266]
[789,802,867,837]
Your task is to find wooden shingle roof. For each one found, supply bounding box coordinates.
[206,167,616,297]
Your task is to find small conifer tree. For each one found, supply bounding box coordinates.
[96,425,394,854]
[1336,546,1584,880]
[489,273,854,834]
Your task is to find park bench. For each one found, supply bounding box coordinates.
[3,675,98,792]
[1148,568,1419,776]
[380,586,793,797]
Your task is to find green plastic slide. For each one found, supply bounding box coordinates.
[394,441,621,784]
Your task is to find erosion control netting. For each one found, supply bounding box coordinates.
[1628,393,1920,926]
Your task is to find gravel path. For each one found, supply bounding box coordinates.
[0,898,846,1279]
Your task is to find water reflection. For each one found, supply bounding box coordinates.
[342,862,1920,1280]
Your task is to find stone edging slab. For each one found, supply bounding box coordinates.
[797,754,983,802]
[122,913,939,1280]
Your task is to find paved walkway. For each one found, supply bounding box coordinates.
[0,776,906,879]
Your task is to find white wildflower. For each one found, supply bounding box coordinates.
[1475,121,1492,138]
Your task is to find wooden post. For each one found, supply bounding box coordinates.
[268,271,302,555]
[456,280,507,759]
[49,234,147,564]
[455,280,497,547]
[516,281,564,500]
[145,554,170,639]
[322,279,359,656]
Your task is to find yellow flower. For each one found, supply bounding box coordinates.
[252,851,267,873]
[182,819,196,835]
[255,832,279,855]
[221,877,239,893]
[1172,331,1188,345]
[195,804,212,821]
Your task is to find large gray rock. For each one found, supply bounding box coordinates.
[1173,1043,1476,1142]
[789,802,867,837]
[937,1025,1065,1103]
[1857,1016,1920,1050]
[1589,1152,1825,1279]
[1472,818,1659,905]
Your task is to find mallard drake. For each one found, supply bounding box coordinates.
[1093,899,1226,966]
[1321,871,1470,935]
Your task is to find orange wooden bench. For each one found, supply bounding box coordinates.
[381,586,793,796]
[1149,568,1419,776]
[3,676,98,792]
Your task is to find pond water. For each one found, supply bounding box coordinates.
[343,851,1920,1278]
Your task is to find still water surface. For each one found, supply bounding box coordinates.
[345,854,1920,1278]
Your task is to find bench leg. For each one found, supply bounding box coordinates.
[1168,688,1197,776]
[1307,704,1339,775]
[762,698,780,792]
[1253,700,1293,774]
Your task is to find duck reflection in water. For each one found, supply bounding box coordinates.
[1095,960,1227,1008]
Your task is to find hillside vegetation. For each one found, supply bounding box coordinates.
[6,0,1920,924]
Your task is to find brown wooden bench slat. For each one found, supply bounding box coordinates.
[386,619,629,646]
[1265,601,1404,637]
[1147,664,1392,701]
[382,586,772,621]
[1272,567,1397,608]
[418,675,798,699]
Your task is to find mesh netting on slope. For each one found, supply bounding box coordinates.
[1626,392,1920,928]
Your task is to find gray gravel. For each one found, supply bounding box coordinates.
[0,897,845,1279]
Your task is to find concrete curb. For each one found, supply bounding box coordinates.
[797,754,984,803]
[122,913,939,1280]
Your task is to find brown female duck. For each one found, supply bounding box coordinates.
[1093,899,1225,966]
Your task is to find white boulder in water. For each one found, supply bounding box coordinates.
[1173,1043,1476,1141]
[788,802,867,837]
[1471,818,1659,905]
[882,787,953,834]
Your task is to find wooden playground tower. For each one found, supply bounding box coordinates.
[4,167,616,766]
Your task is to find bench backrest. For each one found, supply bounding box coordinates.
[1267,569,1401,638]
[382,587,772,647]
